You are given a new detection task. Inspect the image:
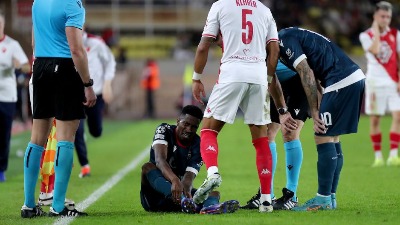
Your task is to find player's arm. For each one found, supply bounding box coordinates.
[66,27,90,84]
[100,43,116,103]
[267,41,283,107]
[368,20,381,56]
[12,42,30,74]
[267,41,297,131]
[153,143,183,202]
[181,171,196,198]
[295,59,326,134]
[66,27,97,107]
[192,36,214,105]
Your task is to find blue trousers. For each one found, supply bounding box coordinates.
[74,95,104,166]
[0,102,16,172]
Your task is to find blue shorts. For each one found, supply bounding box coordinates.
[317,79,365,136]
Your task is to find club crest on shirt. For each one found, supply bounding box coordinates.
[2,47,6,53]
[156,126,166,134]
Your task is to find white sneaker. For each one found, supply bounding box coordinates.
[38,192,53,206]
[193,173,222,204]
[259,201,273,213]
[37,192,75,209]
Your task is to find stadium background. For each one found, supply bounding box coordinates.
[1,0,399,120]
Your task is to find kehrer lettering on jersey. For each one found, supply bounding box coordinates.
[236,0,257,8]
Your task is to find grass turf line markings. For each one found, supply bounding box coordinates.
[53,146,150,225]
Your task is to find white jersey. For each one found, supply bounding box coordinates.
[359,27,400,88]
[202,0,278,85]
[83,33,116,95]
[0,35,29,102]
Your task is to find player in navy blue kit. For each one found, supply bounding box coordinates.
[278,27,365,211]
[241,61,310,210]
[140,105,239,214]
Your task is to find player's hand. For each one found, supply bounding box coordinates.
[313,113,327,134]
[102,84,113,104]
[83,87,97,107]
[192,80,206,105]
[171,179,184,204]
[372,20,380,37]
[279,113,298,132]
[183,188,192,199]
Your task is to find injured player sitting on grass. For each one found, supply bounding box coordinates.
[139,105,239,214]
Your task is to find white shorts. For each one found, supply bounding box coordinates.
[365,83,400,115]
[204,82,270,125]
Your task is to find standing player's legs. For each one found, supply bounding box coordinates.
[75,95,104,177]
[386,91,400,166]
[274,76,307,210]
[242,83,273,213]
[272,120,304,210]
[365,84,386,167]
[23,119,53,207]
[22,58,57,218]
[86,94,104,138]
[74,120,86,164]
[267,122,280,200]
[293,79,364,211]
[0,102,16,181]
[49,58,87,216]
[193,83,247,204]
[74,120,90,177]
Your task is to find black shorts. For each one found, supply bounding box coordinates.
[32,58,85,120]
[271,75,310,123]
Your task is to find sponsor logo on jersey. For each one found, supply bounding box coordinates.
[154,134,164,139]
[286,48,294,59]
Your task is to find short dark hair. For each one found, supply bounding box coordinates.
[180,105,203,120]
[375,1,392,12]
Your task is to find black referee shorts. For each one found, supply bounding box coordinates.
[32,57,85,121]
[271,75,310,123]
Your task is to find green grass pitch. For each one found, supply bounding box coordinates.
[1,116,399,225]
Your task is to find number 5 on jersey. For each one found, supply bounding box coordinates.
[242,9,253,44]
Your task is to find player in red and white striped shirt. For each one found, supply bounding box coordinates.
[359,1,400,167]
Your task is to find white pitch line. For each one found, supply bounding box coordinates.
[53,146,150,225]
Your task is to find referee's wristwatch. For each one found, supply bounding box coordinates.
[278,107,288,115]
[83,79,94,87]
